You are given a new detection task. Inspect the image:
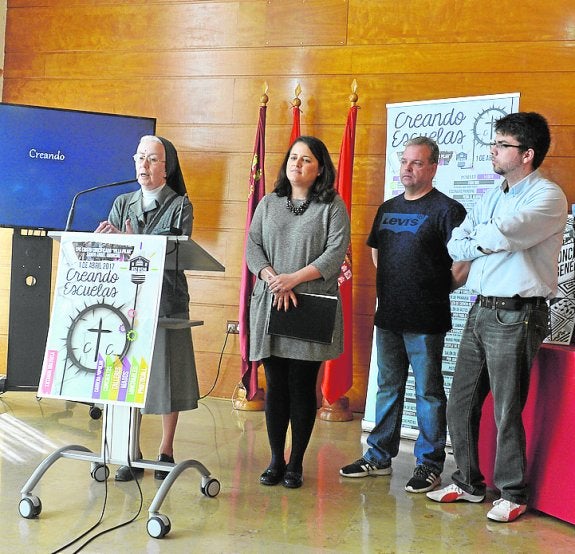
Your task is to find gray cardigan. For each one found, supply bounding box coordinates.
[108,186,193,317]
[246,192,350,361]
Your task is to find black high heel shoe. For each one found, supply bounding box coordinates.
[282,470,303,489]
[154,453,175,480]
[115,452,144,481]
[259,465,286,486]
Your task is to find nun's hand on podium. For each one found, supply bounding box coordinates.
[94,220,126,234]
[94,221,122,233]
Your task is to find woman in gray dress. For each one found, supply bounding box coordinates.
[95,135,199,481]
[246,136,350,488]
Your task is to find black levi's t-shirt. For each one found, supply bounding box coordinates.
[367,188,466,334]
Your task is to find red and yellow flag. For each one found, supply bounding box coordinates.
[239,102,267,399]
[321,103,358,404]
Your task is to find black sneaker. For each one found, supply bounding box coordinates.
[405,464,441,493]
[340,457,392,478]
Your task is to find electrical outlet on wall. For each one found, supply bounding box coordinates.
[227,320,240,334]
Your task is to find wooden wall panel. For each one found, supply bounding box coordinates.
[348,0,575,44]
[6,4,242,51]
[6,1,347,51]
[1,0,574,413]
[350,42,575,75]
[7,41,571,82]
[6,73,575,129]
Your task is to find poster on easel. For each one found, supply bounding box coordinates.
[362,92,520,436]
[38,232,166,407]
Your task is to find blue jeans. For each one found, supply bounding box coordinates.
[448,302,548,504]
[365,328,447,472]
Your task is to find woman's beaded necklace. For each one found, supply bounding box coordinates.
[286,195,312,216]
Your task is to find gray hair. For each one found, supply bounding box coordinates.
[404,136,439,165]
[139,135,162,145]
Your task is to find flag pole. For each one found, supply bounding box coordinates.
[234,83,269,411]
[318,80,359,422]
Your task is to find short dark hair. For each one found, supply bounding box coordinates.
[494,112,551,169]
[404,136,439,164]
[273,135,337,203]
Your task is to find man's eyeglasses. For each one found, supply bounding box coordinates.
[489,141,525,151]
[132,153,166,165]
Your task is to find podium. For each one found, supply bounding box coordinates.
[19,233,224,539]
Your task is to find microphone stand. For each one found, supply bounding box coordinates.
[64,179,138,231]
[168,194,189,293]
[169,194,188,236]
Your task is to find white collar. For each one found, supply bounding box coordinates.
[141,184,166,210]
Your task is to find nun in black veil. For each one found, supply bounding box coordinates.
[95,135,200,481]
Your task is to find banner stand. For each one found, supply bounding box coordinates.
[18,234,224,539]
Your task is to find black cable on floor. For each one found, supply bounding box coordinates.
[50,409,111,553]
[69,408,145,553]
[199,328,231,399]
[47,326,230,550]
[51,406,145,553]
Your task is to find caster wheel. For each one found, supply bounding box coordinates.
[91,463,110,482]
[19,496,42,519]
[201,478,221,498]
[89,406,102,420]
[147,514,171,538]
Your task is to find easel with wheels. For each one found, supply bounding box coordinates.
[18,234,225,539]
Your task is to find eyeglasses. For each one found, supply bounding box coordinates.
[489,141,525,150]
[132,153,166,165]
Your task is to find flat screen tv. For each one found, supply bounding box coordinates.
[0,103,156,231]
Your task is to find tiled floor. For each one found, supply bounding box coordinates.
[1,391,574,553]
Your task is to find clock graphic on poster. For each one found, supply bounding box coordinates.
[65,302,132,373]
[473,106,509,146]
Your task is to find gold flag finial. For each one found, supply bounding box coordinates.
[260,81,269,106]
[292,83,302,108]
[349,79,358,106]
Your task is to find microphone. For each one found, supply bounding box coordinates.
[170,194,188,236]
[64,178,138,231]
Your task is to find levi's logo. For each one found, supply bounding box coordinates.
[380,213,428,234]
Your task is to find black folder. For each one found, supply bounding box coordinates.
[266,292,338,344]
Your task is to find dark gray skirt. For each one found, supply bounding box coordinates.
[142,324,200,414]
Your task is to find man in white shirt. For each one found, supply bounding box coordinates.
[426,112,567,522]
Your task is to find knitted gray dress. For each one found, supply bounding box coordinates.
[246,192,350,362]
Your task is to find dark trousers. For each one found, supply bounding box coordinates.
[448,302,548,504]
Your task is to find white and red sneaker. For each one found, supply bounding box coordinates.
[487,499,527,522]
[426,483,485,503]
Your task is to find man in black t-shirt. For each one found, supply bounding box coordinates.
[340,136,467,493]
